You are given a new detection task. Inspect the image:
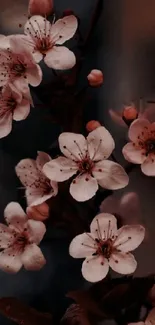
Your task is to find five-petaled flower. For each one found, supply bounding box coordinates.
[0,202,46,273]
[69,213,145,282]
[123,118,155,176]
[0,82,31,138]
[16,151,58,206]
[43,127,129,202]
[128,307,155,325]
[21,15,78,70]
[0,36,42,87]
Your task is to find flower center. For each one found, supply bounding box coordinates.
[12,63,26,76]
[95,238,113,259]
[36,38,52,55]
[7,97,17,110]
[145,138,155,155]
[15,232,29,249]
[78,158,94,174]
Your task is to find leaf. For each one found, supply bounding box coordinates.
[61,304,91,325]
[67,290,105,320]
[0,297,52,325]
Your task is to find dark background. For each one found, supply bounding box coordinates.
[0,0,155,324]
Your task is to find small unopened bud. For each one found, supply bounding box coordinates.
[28,0,53,17]
[122,105,138,126]
[86,120,101,132]
[87,69,103,87]
[26,202,49,221]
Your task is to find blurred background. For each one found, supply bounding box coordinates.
[1,0,155,324]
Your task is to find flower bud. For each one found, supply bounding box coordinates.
[28,0,53,17]
[26,202,49,221]
[87,69,103,87]
[122,105,138,125]
[86,120,101,132]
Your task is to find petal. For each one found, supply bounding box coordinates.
[0,224,14,248]
[128,118,150,142]
[13,99,30,121]
[96,161,129,190]
[4,202,27,232]
[24,15,51,39]
[43,156,77,182]
[70,174,98,202]
[44,46,76,70]
[87,126,115,160]
[51,15,78,45]
[16,158,40,187]
[109,252,137,274]
[26,63,42,86]
[26,188,56,206]
[5,82,22,103]
[141,156,155,176]
[90,213,117,240]
[109,109,126,127]
[146,307,155,325]
[114,225,145,252]
[122,143,145,164]
[82,255,109,283]
[0,248,22,273]
[21,243,46,271]
[0,110,12,138]
[26,202,49,221]
[69,233,97,258]
[59,132,87,160]
[26,219,46,244]
[36,151,51,170]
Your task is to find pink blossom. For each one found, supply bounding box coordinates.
[87,69,103,87]
[21,15,78,69]
[43,127,129,202]
[129,307,155,325]
[28,0,53,17]
[0,36,42,87]
[69,213,145,282]
[0,82,31,138]
[16,151,58,206]
[122,118,155,176]
[26,202,49,221]
[0,202,46,273]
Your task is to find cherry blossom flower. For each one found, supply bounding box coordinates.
[69,213,145,282]
[0,202,46,273]
[122,118,155,176]
[28,0,53,17]
[21,15,78,69]
[16,151,58,206]
[26,202,49,221]
[87,69,103,87]
[0,36,42,87]
[129,307,155,325]
[43,127,129,202]
[109,102,155,128]
[0,82,31,138]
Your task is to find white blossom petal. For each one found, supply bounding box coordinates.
[36,151,51,170]
[0,248,22,273]
[114,225,145,252]
[26,219,46,244]
[51,15,78,45]
[24,15,51,39]
[59,132,87,160]
[87,126,115,160]
[0,111,12,138]
[128,118,150,142]
[109,252,137,274]
[16,158,43,187]
[82,255,109,283]
[141,156,155,176]
[69,233,97,258]
[43,156,77,182]
[26,63,42,86]
[0,224,14,248]
[21,243,46,271]
[13,99,30,121]
[122,143,145,164]
[26,187,56,206]
[4,202,27,232]
[44,46,76,70]
[96,161,129,190]
[90,213,117,240]
[70,174,98,202]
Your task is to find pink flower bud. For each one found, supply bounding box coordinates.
[28,0,53,17]
[86,120,101,132]
[87,69,103,87]
[26,202,49,221]
[122,105,138,125]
